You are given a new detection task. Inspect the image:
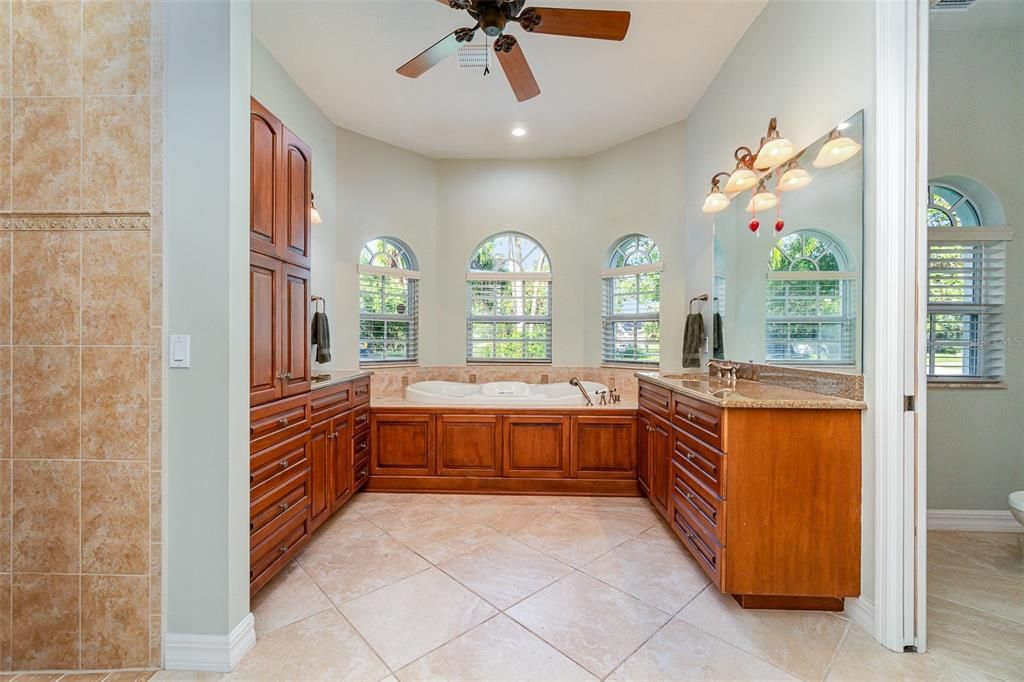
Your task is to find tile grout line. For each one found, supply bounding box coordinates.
[820,618,852,681]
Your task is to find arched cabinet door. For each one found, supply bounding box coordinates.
[250,98,284,258]
[282,127,312,268]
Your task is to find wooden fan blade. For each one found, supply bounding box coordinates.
[495,39,541,102]
[521,7,630,41]
[397,31,461,78]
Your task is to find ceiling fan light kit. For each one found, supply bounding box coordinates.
[397,0,631,102]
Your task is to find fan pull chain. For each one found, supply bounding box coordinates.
[483,35,490,76]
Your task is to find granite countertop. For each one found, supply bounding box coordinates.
[310,369,374,391]
[371,397,639,411]
[636,372,867,410]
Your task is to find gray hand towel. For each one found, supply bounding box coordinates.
[311,311,332,364]
[682,313,704,368]
[713,312,724,360]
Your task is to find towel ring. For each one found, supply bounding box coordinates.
[689,293,708,314]
[311,295,325,314]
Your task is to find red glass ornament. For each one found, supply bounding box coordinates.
[748,219,760,233]
[774,219,785,233]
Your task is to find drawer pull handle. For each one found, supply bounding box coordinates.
[249,473,255,482]
[358,441,368,451]
[280,459,289,468]
[359,468,368,477]
[687,412,695,421]
[278,417,289,427]
[685,492,695,501]
[279,502,289,511]
[685,453,695,461]
[278,546,288,553]
[357,414,369,423]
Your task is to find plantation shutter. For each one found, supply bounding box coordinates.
[466,272,552,362]
[358,264,420,364]
[926,228,1011,380]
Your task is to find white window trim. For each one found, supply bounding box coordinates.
[358,262,420,367]
[359,264,422,279]
[599,262,663,278]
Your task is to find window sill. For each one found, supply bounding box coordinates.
[360,362,419,369]
[927,381,1007,390]
[466,360,552,366]
[601,363,659,370]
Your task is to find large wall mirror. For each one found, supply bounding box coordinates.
[712,110,865,369]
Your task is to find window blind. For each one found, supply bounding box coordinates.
[926,233,1008,381]
[359,265,419,365]
[466,275,552,362]
[764,274,857,365]
[601,266,661,366]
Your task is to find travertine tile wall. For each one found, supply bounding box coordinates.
[0,0,162,672]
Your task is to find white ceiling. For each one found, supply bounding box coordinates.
[252,0,766,159]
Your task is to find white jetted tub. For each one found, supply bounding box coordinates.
[405,380,607,406]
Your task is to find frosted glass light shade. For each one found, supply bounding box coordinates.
[813,135,862,168]
[724,168,758,193]
[702,191,731,214]
[746,190,778,213]
[778,166,813,192]
[753,137,797,170]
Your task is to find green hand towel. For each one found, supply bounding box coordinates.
[682,313,704,368]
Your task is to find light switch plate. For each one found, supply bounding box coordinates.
[169,334,191,368]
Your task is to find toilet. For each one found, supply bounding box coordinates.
[1010,491,1024,529]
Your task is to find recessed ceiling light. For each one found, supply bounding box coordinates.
[511,127,527,137]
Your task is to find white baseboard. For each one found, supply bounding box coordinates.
[927,509,1023,533]
[844,596,874,638]
[164,612,256,672]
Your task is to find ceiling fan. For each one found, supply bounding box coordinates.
[397,0,631,102]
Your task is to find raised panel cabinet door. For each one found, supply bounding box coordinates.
[502,416,570,478]
[250,98,284,258]
[309,422,330,530]
[281,127,312,268]
[371,414,435,476]
[571,416,637,479]
[250,252,282,406]
[650,417,671,518]
[330,414,353,508]
[436,415,501,477]
[281,264,311,397]
[637,412,652,495]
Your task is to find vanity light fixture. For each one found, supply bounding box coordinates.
[813,129,862,168]
[777,160,813,192]
[753,117,797,170]
[745,178,779,213]
[724,147,759,193]
[310,192,323,225]
[701,172,732,214]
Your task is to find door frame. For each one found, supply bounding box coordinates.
[871,0,929,652]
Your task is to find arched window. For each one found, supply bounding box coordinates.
[765,230,857,365]
[601,234,662,365]
[359,237,419,365]
[928,183,981,227]
[466,232,551,362]
[926,180,1009,381]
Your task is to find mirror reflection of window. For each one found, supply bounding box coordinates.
[765,230,857,365]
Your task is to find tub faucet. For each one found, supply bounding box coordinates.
[568,377,594,406]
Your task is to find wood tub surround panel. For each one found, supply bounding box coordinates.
[570,415,637,479]
[437,415,502,477]
[371,413,435,476]
[503,415,571,478]
[637,376,862,611]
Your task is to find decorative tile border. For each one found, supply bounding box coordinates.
[0,213,151,231]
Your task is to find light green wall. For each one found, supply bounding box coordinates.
[926,4,1024,510]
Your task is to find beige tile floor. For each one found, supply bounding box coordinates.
[145,495,1023,681]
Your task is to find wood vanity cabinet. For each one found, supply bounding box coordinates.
[249,377,372,596]
[638,376,862,610]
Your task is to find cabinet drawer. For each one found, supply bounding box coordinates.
[352,456,370,491]
[250,469,310,548]
[638,382,671,420]
[251,432,310,500]
[310,382,352,425]
[353,377,371,405]
[250,394,310,453]
[250,504,310,594]
[671,394,723,450]
[352,404,371,435]
[671,502,724,587]
[353,430,371,460]
[672,429,725,497]
[671,460,725,544]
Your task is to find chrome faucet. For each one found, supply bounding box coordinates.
[568,377,594,406]
[707,360,739,382]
